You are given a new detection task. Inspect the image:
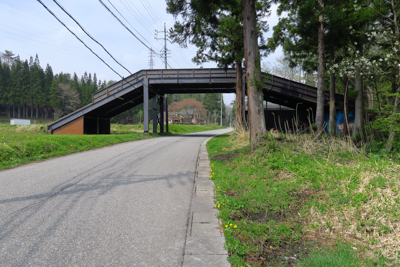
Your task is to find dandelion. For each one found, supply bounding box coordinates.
[217,186,219,188]
[234,225,237,228]
[218,204,220,208]
[230,223,232,226]
[225,225,228,228]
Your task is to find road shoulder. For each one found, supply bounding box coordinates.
[182,135,230,267]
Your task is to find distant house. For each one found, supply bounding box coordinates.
[167,111,208,125]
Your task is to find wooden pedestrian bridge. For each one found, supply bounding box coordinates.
[47,68,353,134]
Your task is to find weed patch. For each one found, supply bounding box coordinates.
[208,131,400,266]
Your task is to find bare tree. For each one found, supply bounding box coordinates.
[57,83,80,116]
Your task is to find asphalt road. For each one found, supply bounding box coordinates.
[0,128,232,267]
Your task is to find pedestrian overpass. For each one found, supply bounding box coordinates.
[47,68,353,134]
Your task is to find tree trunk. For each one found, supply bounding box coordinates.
[235,60,244,127]
[385,92,399,151]
[329,50,336,135]
[354,67,364,136]
[242,0,266,148]
[36,107,38,119]
[315,0,325,136]
[385,3,399,151]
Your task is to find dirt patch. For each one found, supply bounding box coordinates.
[212,152,239,162]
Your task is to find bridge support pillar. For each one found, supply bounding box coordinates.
[143,78,149,133]
[153,94,158,134]
[165,94,169,132]
[159,95,164,134]
[242,74,247,128]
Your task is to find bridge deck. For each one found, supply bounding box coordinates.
[47,68,353,134]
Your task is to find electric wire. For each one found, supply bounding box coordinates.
[99,0,160,56]
[139,0,163,30]
[107,0,154,48]
[0,23,91,56]
[37,0,124,79]
[0,30,94,60]
[119,0,161,38]
[53,0,132,75]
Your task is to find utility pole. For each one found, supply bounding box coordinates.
[155,23,170,132]
[155,23,170,69]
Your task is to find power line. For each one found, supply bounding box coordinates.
[107,0,154,48]
[37,0,124,79]
[99,0,159,56]
[53,0,132,75]
[119,0,162,40]
[139,0,163,30]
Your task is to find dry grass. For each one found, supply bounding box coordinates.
[307,165,400,264]
[285,134,400,264]
[227,121,249,150]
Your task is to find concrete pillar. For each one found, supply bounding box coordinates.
[153,94,158,134]
[160,95,164,134]
[165,94,169,133]
[143,78,149,133]
[242,74,246,127]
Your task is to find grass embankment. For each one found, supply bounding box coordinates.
[208,130,399,266]
[0,123,224,170]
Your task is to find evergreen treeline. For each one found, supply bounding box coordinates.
[0,51,106,120]
[0,50,226,124]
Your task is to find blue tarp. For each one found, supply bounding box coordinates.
[323,111,355,133]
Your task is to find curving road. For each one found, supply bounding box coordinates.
[0,128,231,266]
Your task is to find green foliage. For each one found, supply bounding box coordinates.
[208,133,400,266]
[298,242,362,267]
[0,51,104,119]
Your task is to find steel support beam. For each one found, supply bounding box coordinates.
[159,95,164,133]
[143,78,149,133]
[153,94,158,134]
[165,94,169,132]
[242,74,246,128]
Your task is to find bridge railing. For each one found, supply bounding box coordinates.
[92,68,236,103]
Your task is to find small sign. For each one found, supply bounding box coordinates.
[10,119,31,125]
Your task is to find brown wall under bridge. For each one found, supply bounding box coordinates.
[47,68,354,135]
[51,116,110,135]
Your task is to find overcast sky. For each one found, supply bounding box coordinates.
[0,0,283,105]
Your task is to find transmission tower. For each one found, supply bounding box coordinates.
[148,48,155,69]
[155,23,170,69]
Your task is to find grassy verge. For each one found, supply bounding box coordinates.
[208,131,399,266]
[0,123,225,170]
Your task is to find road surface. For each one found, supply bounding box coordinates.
[0,128,231,266]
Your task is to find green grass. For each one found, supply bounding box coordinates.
[208,132,399,266]
[0,122,225,170]
[297,242,361,267]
